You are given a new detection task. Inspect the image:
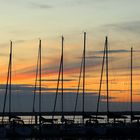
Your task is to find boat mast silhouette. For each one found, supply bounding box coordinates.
[96,39,106,119]
[105,36,109,123]
[52,51,62,120]
[82,32,86,123]
[96,36,109,122]
[2,41,12,123]
[61,36,64,123]
[73,53,83,120]
[52,36,65,123]
[31,39,42,126]
[130,47,133,123]
[39,39,42,126]
[9,41,12,119]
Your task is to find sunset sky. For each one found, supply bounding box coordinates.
[0,0,140,112]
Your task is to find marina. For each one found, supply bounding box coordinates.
[0,33,139,138]
[0,0,139,139]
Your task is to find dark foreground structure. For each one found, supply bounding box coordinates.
[0,111,140,138]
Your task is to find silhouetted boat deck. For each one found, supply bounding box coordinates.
[1,111,140,116]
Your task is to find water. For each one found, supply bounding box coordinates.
[3,138,138,140]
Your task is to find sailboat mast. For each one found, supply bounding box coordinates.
[105,36,109,122]
[39,39,42,123]
[61,36,64,120]
[9,41,12,115]
[82,32,86,123]
[96,42,106,118]
[2,42,11,123]
[131,47,133,122]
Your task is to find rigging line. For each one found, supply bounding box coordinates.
[31,45,40,124]
[82,32,86,123]
[2,46,11,123]
[125,52,131,111]
[73,52,84,120]
[96,41,106,118]
[107,38,115,111]
[9,41,12,116]
[52,54,62,119]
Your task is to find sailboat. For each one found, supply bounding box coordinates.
[85,37,109,136]
[33,39,62,137]
[0,41,13,138]
[72,32,86,121]
[2,41,33,137]
[62,33,87,136]
[86,36,127,136]
[31,39,44,137]
[129,47,140,123]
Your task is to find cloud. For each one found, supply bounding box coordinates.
[0,83,127,112]
[30,2,52,9]
[0,42,9,48]
[0,83,140,112]
[14,39,26,44]
[94,49,130,54]
[67,0,106,6]
[0,52,8,57]
[87,49,140,58]
[0,84,94,94]
[102,21,140,34]
[15,57,97,77]
[41,78,76,82]
[77,55,103,59]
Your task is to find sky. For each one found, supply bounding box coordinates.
[0,0,140,112]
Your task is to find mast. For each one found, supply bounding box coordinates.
[61,36,64,122]
[96,41,106,118]
[9,41,12,118]
[105,36,109,123]
[52,36,64,122]
[73,53,83,120]
[130,47,133,123]
[82,32,86,123]
[2,41,12,123]
[39,39,42,125]
[31,40,41,125]
[52,55,62,119]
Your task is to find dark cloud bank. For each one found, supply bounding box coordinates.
[0,84,138,112]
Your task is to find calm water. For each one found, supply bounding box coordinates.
[3,138,138,140]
